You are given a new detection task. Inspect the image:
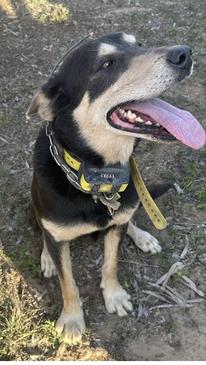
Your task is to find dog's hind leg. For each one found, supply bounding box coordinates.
[101,225,133,316]
[43,231,85,345]
[127,221,161,254]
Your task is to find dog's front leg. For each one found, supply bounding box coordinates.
[43,231,85,344]
[100,225,133,316]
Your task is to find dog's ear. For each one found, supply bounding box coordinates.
[26,79,67,121]
[26,89,53,120]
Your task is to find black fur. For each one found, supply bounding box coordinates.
[33,127,138,228]
[29,32,194,340]
[32,32,186,245]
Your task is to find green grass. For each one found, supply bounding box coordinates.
[195,187,206,209]
[10,244,41,278]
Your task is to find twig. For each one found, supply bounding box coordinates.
[180,236,190,259]
[155,262,184,287]
[174,182,184,194]
[142,290,170,303]
[147,282,186,305]
[164,285,186,304]
[149,303,193,311]
[180,275,205,297]
[0,135,9,144]
[187,298,204,304]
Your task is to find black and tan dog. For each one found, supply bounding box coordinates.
[27,32,205,344]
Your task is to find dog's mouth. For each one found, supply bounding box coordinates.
[107,98,206,149]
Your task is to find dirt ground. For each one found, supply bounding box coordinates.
[1,0,206,361]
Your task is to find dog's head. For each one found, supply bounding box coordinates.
[28,32,205,164]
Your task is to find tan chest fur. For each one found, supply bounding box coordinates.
[41,206,137,242]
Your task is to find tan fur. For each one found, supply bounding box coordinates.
[58,244,81,313]
[56,243,85,344]
[73,50,176,163]
[101,227,133,316]
[41,218,98,241]
[41,206,136,243]
[122,33,136,44]
[27,90,54,120]
[73,92,135,165]
[101,227,120,286]
[98,43,117,56]
[112,207,136,226]
[86,52,174,126]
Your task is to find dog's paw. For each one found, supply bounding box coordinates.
[41,247,57,278]
[127,222,161,254]
[56,309,86,345]
[102,282,133,317]
[135,230,161,254]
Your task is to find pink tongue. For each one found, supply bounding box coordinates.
[128,98,206,149]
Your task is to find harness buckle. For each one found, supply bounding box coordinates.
[78,162,130,194]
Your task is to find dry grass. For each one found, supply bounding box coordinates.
[0,250,60,360]
[0,0,16,17]
[24,0,69,24]
[0,249,111,360]
[0,0,69,23]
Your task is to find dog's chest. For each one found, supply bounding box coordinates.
[41,206,136,242]
[111,207,135,226]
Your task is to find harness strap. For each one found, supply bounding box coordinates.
[63,147,128,194]
[130,156,167,230]
[46,122,167,227]
[64,149,81,171]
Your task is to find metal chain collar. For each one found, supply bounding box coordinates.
[46,122,86,193]
[45,122,120,215]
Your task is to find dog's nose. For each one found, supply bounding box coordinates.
[167,45,192,70]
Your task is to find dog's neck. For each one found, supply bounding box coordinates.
[86,131,136,166]
[53,111,136,167]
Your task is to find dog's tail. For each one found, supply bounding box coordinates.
[147,183,177,200]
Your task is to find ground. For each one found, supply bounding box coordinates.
[0,0,206,361]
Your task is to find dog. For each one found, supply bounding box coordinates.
[27,32,205,344]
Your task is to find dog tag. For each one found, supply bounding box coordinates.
[95,192,121,216]
[99,194,121,211]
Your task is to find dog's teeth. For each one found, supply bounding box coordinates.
[146,121,152,125]
[156,123,160,127]
[131,112,136,119]
[127,110,133,117]
[137,116,144,122]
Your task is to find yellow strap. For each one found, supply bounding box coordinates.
[64,149,81,171]
[63,149,128,193]
[130,156,167,230]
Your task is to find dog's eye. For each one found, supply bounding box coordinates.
[95,59,115,73]
[102,60,114,69]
